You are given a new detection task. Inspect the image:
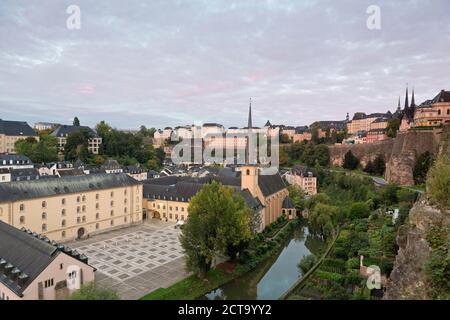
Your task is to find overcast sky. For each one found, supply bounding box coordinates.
[0,0,449,129]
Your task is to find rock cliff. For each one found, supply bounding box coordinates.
[384,196,450,299]
[329,127,444,185]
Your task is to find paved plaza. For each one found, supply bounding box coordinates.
[68,220,190,300]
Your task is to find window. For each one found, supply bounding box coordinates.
[124,198,127,204]
[110,201,114,207]
[19,204,25,211]
[61,231,66,238]
[175,207,178,211]
[124,189,127,195]
[181,215,185,221]
[96,203,99,209]
[42,224,47,232]
[82,216,86,223]
[77,206,81,213]
[77,196,81,203]
[61,198,66,205]
[60,263,64,270]
[82,195,86,202]
[82,205,86,212]
[169,214,172,219]
[110,220,114,226]
[19,216,25,224]
[96,194,99,200]
[181,207,184,212]
[44,279,54,288]
[124,217,127,223]
[124,207,127,213]
[96,223,99,230]
[96,212,100,220]
[175,214,178,220]
[42,201,46,208]
[61,209,66,216]
[447,109,450,115]
[169,206,172,211]
[42,212,47,220]
[110,210,114,216]
[61,219,66,227]
[110,191,114,197]
[246,169,250,175]
[77,217,81,224]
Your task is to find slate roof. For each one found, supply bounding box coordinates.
[258,173,286,197]
[57,168,85,177]
[50,125,97,137]
[0,221,91,297]
[0,173,141,203]
[0,155,33,166]
[418,90,450,107]
[0,119,37,137]
[10,168,40,181]
[282,197,295,209]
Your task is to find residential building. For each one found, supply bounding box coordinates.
[101,159,123,174]
[0,119,38,154]
[123,165,148,181]
[0,173,143,241]
[0,221,95,300]
[284,167,317,195]
[0,169,11,183]
[50,125,102,155]
[0,155,34,170]
[366,128,388,143]
[347,112,390,134]
[413,89,450,128]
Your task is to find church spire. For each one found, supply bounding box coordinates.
[398,96,401,110]
[404,85,409,109]
[248,98,252,129]
[411,88,415,107]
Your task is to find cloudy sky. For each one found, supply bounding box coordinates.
[0,0,449,129]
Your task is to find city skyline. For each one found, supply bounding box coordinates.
[1,0,450,129]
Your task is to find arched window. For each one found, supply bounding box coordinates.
[62,209,66,216]
[42,224,47,232]
[61,219,66,227]
[42,212,47,220]
[246,169,250,175]
[42,201,47,208]
[19,204,25,211]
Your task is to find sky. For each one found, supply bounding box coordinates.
[0,0,449,130]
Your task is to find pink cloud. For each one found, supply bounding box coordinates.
[79,84,96,94]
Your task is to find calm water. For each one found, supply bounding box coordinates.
[201,222,325,300]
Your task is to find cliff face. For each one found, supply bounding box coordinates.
[329,128,442,185]
[384,196,450,300]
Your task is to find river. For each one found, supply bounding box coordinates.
[201,221,325,300]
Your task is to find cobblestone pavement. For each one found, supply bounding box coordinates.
[68,220,190,300]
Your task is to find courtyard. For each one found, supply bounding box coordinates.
[68,220,190,300]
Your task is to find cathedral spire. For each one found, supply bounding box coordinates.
[248,98,252,129]
[398,96,401,110]
[404,85,409,109]
[411,88,415,107]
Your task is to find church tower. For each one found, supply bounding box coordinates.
[404,85,409,110]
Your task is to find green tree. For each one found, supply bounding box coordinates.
[287,185,306,211]
[309,203,338,237]
[386,118,400,138]
[348,202,370,220]
[314,144,330,166]
[73,117,80,126]
[180,182,254,277]
[68,283,120,300]
[15,136,58,163]
[64,128,92,161]
[426,153,450,211]
[342,150,359,170]
[298,254,317,275]
[413,151,434,184]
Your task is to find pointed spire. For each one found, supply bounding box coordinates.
[247,98,253,129]
[411,88,415,108]
[398,96,401,110]
[404,84,409,109]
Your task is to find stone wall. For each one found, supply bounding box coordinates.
[329,128,444,185]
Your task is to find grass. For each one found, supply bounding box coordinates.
[140,268,233,300]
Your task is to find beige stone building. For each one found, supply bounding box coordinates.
[0,119,38,154]
[143,165,292,230]
[0,221,95,300]
[413,90,450,127]
[51,125,102,155]
[0,173,143,242]
[284,167,317,195]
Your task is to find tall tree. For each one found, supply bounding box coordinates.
[413,151,434,184]
[180,181,254,277]
[64,128,92,161]
[342,150,359,170]
[15,136,58,163]
[73,117,80,126]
